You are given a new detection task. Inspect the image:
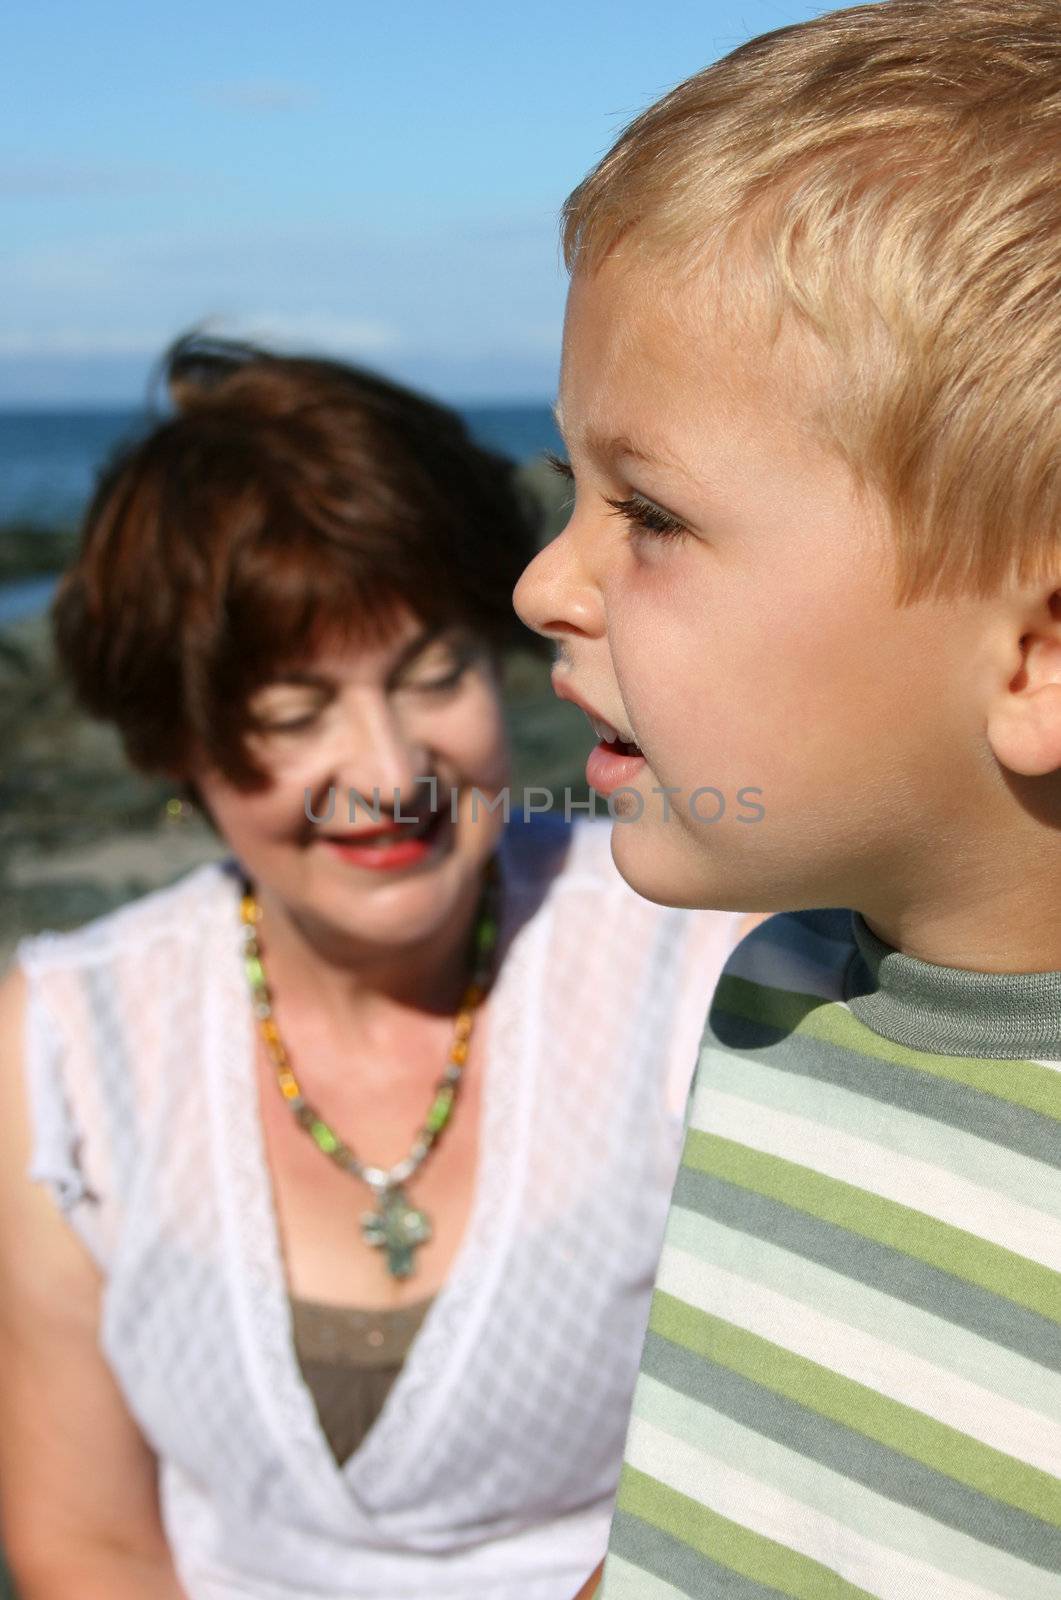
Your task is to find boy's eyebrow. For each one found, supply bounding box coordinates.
[552,401,695,481]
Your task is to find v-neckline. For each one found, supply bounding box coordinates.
[203,840,541,1525]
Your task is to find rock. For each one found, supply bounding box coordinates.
[0,520,78,582]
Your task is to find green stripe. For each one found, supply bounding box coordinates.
[667,1203,1061,1423]
[697,1045,1061,1221]
[671,1163,1061,1373]
[650,1290,1061,1529]
[683,1129,1060,1322]
[617,1464,877,1600]
[702,1007,1061,1173]
[634,1369,1061,1597]
[712,976,1061,1121]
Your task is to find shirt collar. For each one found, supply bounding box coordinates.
[844,912,1061,1060]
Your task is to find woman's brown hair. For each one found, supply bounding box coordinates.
[53,333,546,788]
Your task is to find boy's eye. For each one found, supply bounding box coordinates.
[604,493,689,545]
[544,452,687,544]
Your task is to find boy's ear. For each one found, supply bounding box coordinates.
[987,587,1061,777]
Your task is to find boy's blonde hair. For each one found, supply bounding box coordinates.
[562,0,1060,601]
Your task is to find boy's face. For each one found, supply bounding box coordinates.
[513,254,999,915]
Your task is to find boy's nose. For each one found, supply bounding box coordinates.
[513,536,604,643]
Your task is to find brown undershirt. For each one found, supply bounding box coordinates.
[289,1295,435,1466]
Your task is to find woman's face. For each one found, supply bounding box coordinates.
[189,608,511,957]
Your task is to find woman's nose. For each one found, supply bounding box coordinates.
[512,527,605,644]
[333,700,431,820]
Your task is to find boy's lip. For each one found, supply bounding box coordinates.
[550,667,639,748]
[550,667,612,729]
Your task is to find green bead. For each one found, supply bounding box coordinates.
[475,915,497,955]
[310,1119,339,1154]
[244,954,266,991]
[426,1085,454,1133]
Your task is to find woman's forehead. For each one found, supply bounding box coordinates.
[257,613,467,687]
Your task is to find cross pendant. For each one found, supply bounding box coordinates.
[361,1185,432,1279]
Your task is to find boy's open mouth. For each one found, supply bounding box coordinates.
[588,713,642,758]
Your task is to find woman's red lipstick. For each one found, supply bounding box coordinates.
[319,813,445,870]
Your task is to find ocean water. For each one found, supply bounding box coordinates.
[0,401,562,624]
[0,572,57,626]
[0,402,562,529]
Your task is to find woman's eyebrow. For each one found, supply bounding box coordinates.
[257,626,458,694]
[254,671,331,691]
[389,622,459,673]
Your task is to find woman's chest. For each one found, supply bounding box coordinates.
[252,1028,485,1311]
[98,932,683,1538]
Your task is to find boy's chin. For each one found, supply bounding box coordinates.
[607,820,748,912]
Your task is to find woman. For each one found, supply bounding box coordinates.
[0,337,747,1600]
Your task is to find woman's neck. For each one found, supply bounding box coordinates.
[249,870,487,1037]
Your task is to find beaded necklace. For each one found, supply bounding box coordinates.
[239,854,500,1279]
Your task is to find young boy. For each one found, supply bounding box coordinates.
[513,2,1061,1596]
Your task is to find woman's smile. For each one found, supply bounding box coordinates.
[317,808,452,871]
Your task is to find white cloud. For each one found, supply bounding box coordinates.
[0,161,189,198]
[206,312,402,355]
[0,313,403,362]
[195,80,319,114]
[0,212,565,401]
[0,329,165,357]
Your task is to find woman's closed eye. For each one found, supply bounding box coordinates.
[407,662,469,695]
[400,644,480,697]
[259,709,321,734]
[248,675,332,735]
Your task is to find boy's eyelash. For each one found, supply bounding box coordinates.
[544,450,687,544]
[604,494,689,544]
[544,449,574,480]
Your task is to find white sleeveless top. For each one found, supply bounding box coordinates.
[16,814,745,1600]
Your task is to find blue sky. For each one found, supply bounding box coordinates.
[4,0,830,406]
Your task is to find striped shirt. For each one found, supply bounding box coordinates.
[600,907,1061,1599]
